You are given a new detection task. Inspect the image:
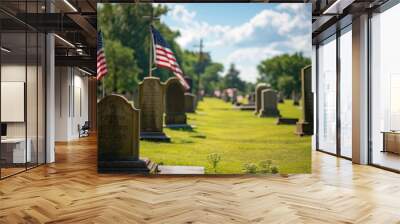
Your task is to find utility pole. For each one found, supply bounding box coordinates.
[194,39,204,96]
[143,7,159,77]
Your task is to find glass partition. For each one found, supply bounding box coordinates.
[0,1,46,179]
[1,30,28,177]
[317,35,337,154]
[370,3,400,171]
[339,26,352,158]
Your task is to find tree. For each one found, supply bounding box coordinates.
[103,40,140,98]
[257,53,311,98]
[277,75,296,97]
[97,3,226,97]
[222,64,246,92]
[202,63,224,95]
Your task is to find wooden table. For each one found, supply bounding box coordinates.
[382,131,400,154]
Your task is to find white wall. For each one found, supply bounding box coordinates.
[55,66,89,141]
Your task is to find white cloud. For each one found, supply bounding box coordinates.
[285,34,311,56]
[225,45,282,64]
[277,3,307,12]
[169,5,196,24]
[168,5,308,48]
[222,45,283,82]
[164,4,311,82]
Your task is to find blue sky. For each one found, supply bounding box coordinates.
[157,3,312,83]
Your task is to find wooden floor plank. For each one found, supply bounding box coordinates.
[0,136,399,223]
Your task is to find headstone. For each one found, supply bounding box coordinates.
[231,88,238,105]
[97,94,149,173]
[236,92,255,110]
[164,77,190,128]
[132,89,139,109]
[198,89,205,101]
[248,93,255,105]
[184,76,193,93]
[214,90,221,98]
[254,83,270,115]
[221,89,230,102]
[139,77,170,141]
[259,89,280,117]
[292,92,300,106]
[277,92,285,103]
[185,93,196,113]
[297,65,314,136]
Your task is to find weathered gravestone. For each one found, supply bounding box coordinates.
[297,65,314,136]
[164,77,190,128]
[185,93,196,113]
[97,94,150,173]
[139,77,170,141]
[254,83,270,115]
[221,89,230,102]
[237,92,256,110]
[292,92,300,106]
[259,89,280,117]
[132,89,139,109]
[231,88,238,105]
[248,92,255,105]
[277,92,285,103]
[184,76,193,93]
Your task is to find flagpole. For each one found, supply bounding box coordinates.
[102,80,105,98]
[149,25,153,77]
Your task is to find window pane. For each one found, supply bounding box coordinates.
[318,36,337,154]
[371,3,400,171]
[340,28,352,158]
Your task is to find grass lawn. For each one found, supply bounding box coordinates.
[141,98,311,174]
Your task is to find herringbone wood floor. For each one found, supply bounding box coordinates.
[1,136,400,224]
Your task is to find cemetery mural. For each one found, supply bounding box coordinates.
[97,3,312,174]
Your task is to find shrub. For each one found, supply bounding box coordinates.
[271,166,279,174]
[258,160,272,174]
[207,153,222,173]
[243,163,258,174]
[243,160,279,174]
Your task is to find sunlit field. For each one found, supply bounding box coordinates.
[141,98,311,174]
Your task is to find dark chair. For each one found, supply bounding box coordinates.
[78,121,90,138]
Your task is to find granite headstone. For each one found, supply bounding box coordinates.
[164,77,190,128]
[296,65,314,136]
[254,83,270,115]
[259,89,280,117]
[139,77,170,141]
[185,93,196,113]
[97,94,149,173]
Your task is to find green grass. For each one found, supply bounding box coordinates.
[141,98,311,174]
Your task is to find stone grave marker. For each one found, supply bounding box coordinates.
[297,65,314,136]
[255,83,270,115]
[97,94,150,173]
[139,77,170,141]
[259,89,280,117]
[164,77,190,128]
[185,93,196,113]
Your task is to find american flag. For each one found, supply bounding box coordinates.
[97,31,108,80]
[151,26,190,90]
